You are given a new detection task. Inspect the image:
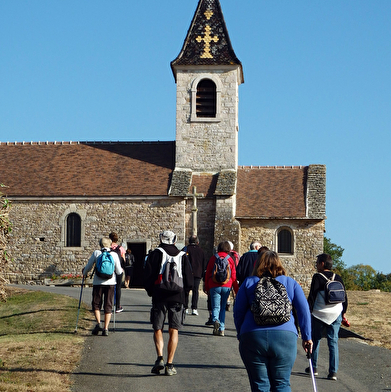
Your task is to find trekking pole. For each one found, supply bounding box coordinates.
[112,282,116,332]
[307,350,318,392]
[74,275,85,334]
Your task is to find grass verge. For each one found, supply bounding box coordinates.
[0,287,94,392]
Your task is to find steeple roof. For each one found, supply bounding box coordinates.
[171,0,243,80]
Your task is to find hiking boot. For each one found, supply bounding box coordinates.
[218,329,225,337]
[213,320,220,335]
[165,364,177,376]
[327,373,337,381]
[192,309,199,316]
[305,366,318,376]
[115,306,124,313]
[151,358,165,375]
[102,329,109,336]
[92,323,103,335]
[205,316,214,326]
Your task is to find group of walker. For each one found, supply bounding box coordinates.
[81,230,348,391]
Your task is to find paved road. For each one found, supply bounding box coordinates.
[14,285,391,391]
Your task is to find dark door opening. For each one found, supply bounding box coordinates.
[126,242,147,288]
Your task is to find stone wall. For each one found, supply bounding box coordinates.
[239,219,325,289]
[185,198,216,257]
[307,165,326,219]
[5,198,187,284]
[6,198,324,289]
[175,69,239,172]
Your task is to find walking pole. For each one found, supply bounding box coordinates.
[73,275,85,334]
[112,281,116,332]
[307,351,318,392]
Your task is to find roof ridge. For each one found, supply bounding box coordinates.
[0,140,174,146]
[238,165,306,169]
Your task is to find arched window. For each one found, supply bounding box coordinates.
[196,79,216,118]
[66,213,81,247]
[278,228,293,254]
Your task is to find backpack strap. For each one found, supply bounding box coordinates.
[317,272,330,282]
[214,253,231,262]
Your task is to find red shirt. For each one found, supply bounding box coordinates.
[204,252,239,294]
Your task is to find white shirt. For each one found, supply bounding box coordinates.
[83,247,123,285]
[312,290,343,325]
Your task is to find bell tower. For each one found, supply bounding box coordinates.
[171,0,244,174]
[169,0,244,247]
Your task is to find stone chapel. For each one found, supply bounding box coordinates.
[1,0,326,287]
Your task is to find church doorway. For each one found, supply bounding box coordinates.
[126,241,148,288]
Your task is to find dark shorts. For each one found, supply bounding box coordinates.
[150,302,184,331]
[92,285,115,314]
[125,266,134,278]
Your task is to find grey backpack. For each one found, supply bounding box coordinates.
[155,248,185,293]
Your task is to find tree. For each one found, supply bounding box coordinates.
[323,236,352,286]
[0,184,12,302]
[346,264,377,291]
[374,273,391,292]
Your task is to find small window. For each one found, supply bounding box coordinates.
[278,229,292,254]
[196,79,216,118]
[66,213,81,247]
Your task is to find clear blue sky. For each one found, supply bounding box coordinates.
[1,1,390,274]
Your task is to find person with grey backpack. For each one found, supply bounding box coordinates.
[143,230,194,376]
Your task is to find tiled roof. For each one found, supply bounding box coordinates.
[190,172,218,197]
[0,141,175,197]
[236,166,308,219]
[0,142,310,219]
[171,0,242,72]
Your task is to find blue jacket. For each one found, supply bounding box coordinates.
[234,275,311,341]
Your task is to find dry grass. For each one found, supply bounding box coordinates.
[345,290,391,350]
[0,287,94,392]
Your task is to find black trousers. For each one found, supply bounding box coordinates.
[184,277,202,310]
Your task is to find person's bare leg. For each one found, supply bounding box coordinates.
[94,309,101,324]
[104,313,111,330]
[154,329,164,357]
[167,328,178,364]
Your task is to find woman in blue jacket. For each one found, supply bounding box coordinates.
[234,251,312,392]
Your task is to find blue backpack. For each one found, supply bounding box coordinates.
[95,250,115,279]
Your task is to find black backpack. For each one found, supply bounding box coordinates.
[251,276,292,326]
[112,245,125,269]
[318,272,345,304]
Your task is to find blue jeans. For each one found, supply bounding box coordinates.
[311,313,342,374]
[209,286,231,330]
[239,330,297,392]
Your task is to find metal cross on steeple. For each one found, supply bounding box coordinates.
[196,25,219,59]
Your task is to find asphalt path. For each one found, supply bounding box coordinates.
[13,285,391,392]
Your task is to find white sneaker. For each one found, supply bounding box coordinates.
[192,309,199,316]
[185,309,189,314]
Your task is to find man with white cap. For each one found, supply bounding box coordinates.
[143,230,193,376]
